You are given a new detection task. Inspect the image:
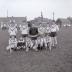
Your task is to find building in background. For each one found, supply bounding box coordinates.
[56,18,71,27]
[0,16,27,29]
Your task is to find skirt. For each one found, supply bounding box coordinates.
[49,32,57,37]
[22,34,28,38]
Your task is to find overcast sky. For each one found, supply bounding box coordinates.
[0,0,72,20]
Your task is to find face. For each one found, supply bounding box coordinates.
[20,37,23,40]
[10,36,15,40]
[10,20,15,26]
[51,21,55,25]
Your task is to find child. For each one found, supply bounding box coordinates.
[8,20,17,37]
[28,26,39,51]
[6,36,17,53]
[17,37,25,49]
[49,21,59,47]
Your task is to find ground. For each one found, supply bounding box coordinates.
[0,26,72,72]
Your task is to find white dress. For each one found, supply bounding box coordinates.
[8,24,17,36]
[19,25,28,35]
[9,38,17,48]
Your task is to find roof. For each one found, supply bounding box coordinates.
[0,17,27,25]
[30,17,53,27]
[57,18,71,24]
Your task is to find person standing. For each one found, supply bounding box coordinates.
[8,19,17,38]
[7,18,18,53]
[49,21,59,47]
[19,23,29,51]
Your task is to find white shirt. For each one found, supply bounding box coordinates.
[9,38,17,45]
[20,25,28,35]
[9,38,17,48]
[50,24,59,32]
[38,27,45,34]
[45,27,51,33]
[8,24,17,36]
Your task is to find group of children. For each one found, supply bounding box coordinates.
[6,19,59,53]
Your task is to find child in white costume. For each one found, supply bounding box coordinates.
[38,25,51,50]
[8,20,17,37]
[19,24,28,37]
[6,36,17,53]
[38,26,45,48]
[7,19,18,53]
[19,23,29,51]
[49,21,59,47]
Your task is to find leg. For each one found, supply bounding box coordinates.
[49,37,52,51]
[52,37,54,46]
[44,39,47,49]
[49,42,52,51]
[33,40,38,51]
[54,36,57,45]
[10,47,13,53]
[25,39,29,52]
[6,45,13,53]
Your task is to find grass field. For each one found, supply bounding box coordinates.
[0,26,72,72]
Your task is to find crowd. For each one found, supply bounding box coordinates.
[5,19,59,53]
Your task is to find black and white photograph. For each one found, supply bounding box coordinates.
[0,0,72,72]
